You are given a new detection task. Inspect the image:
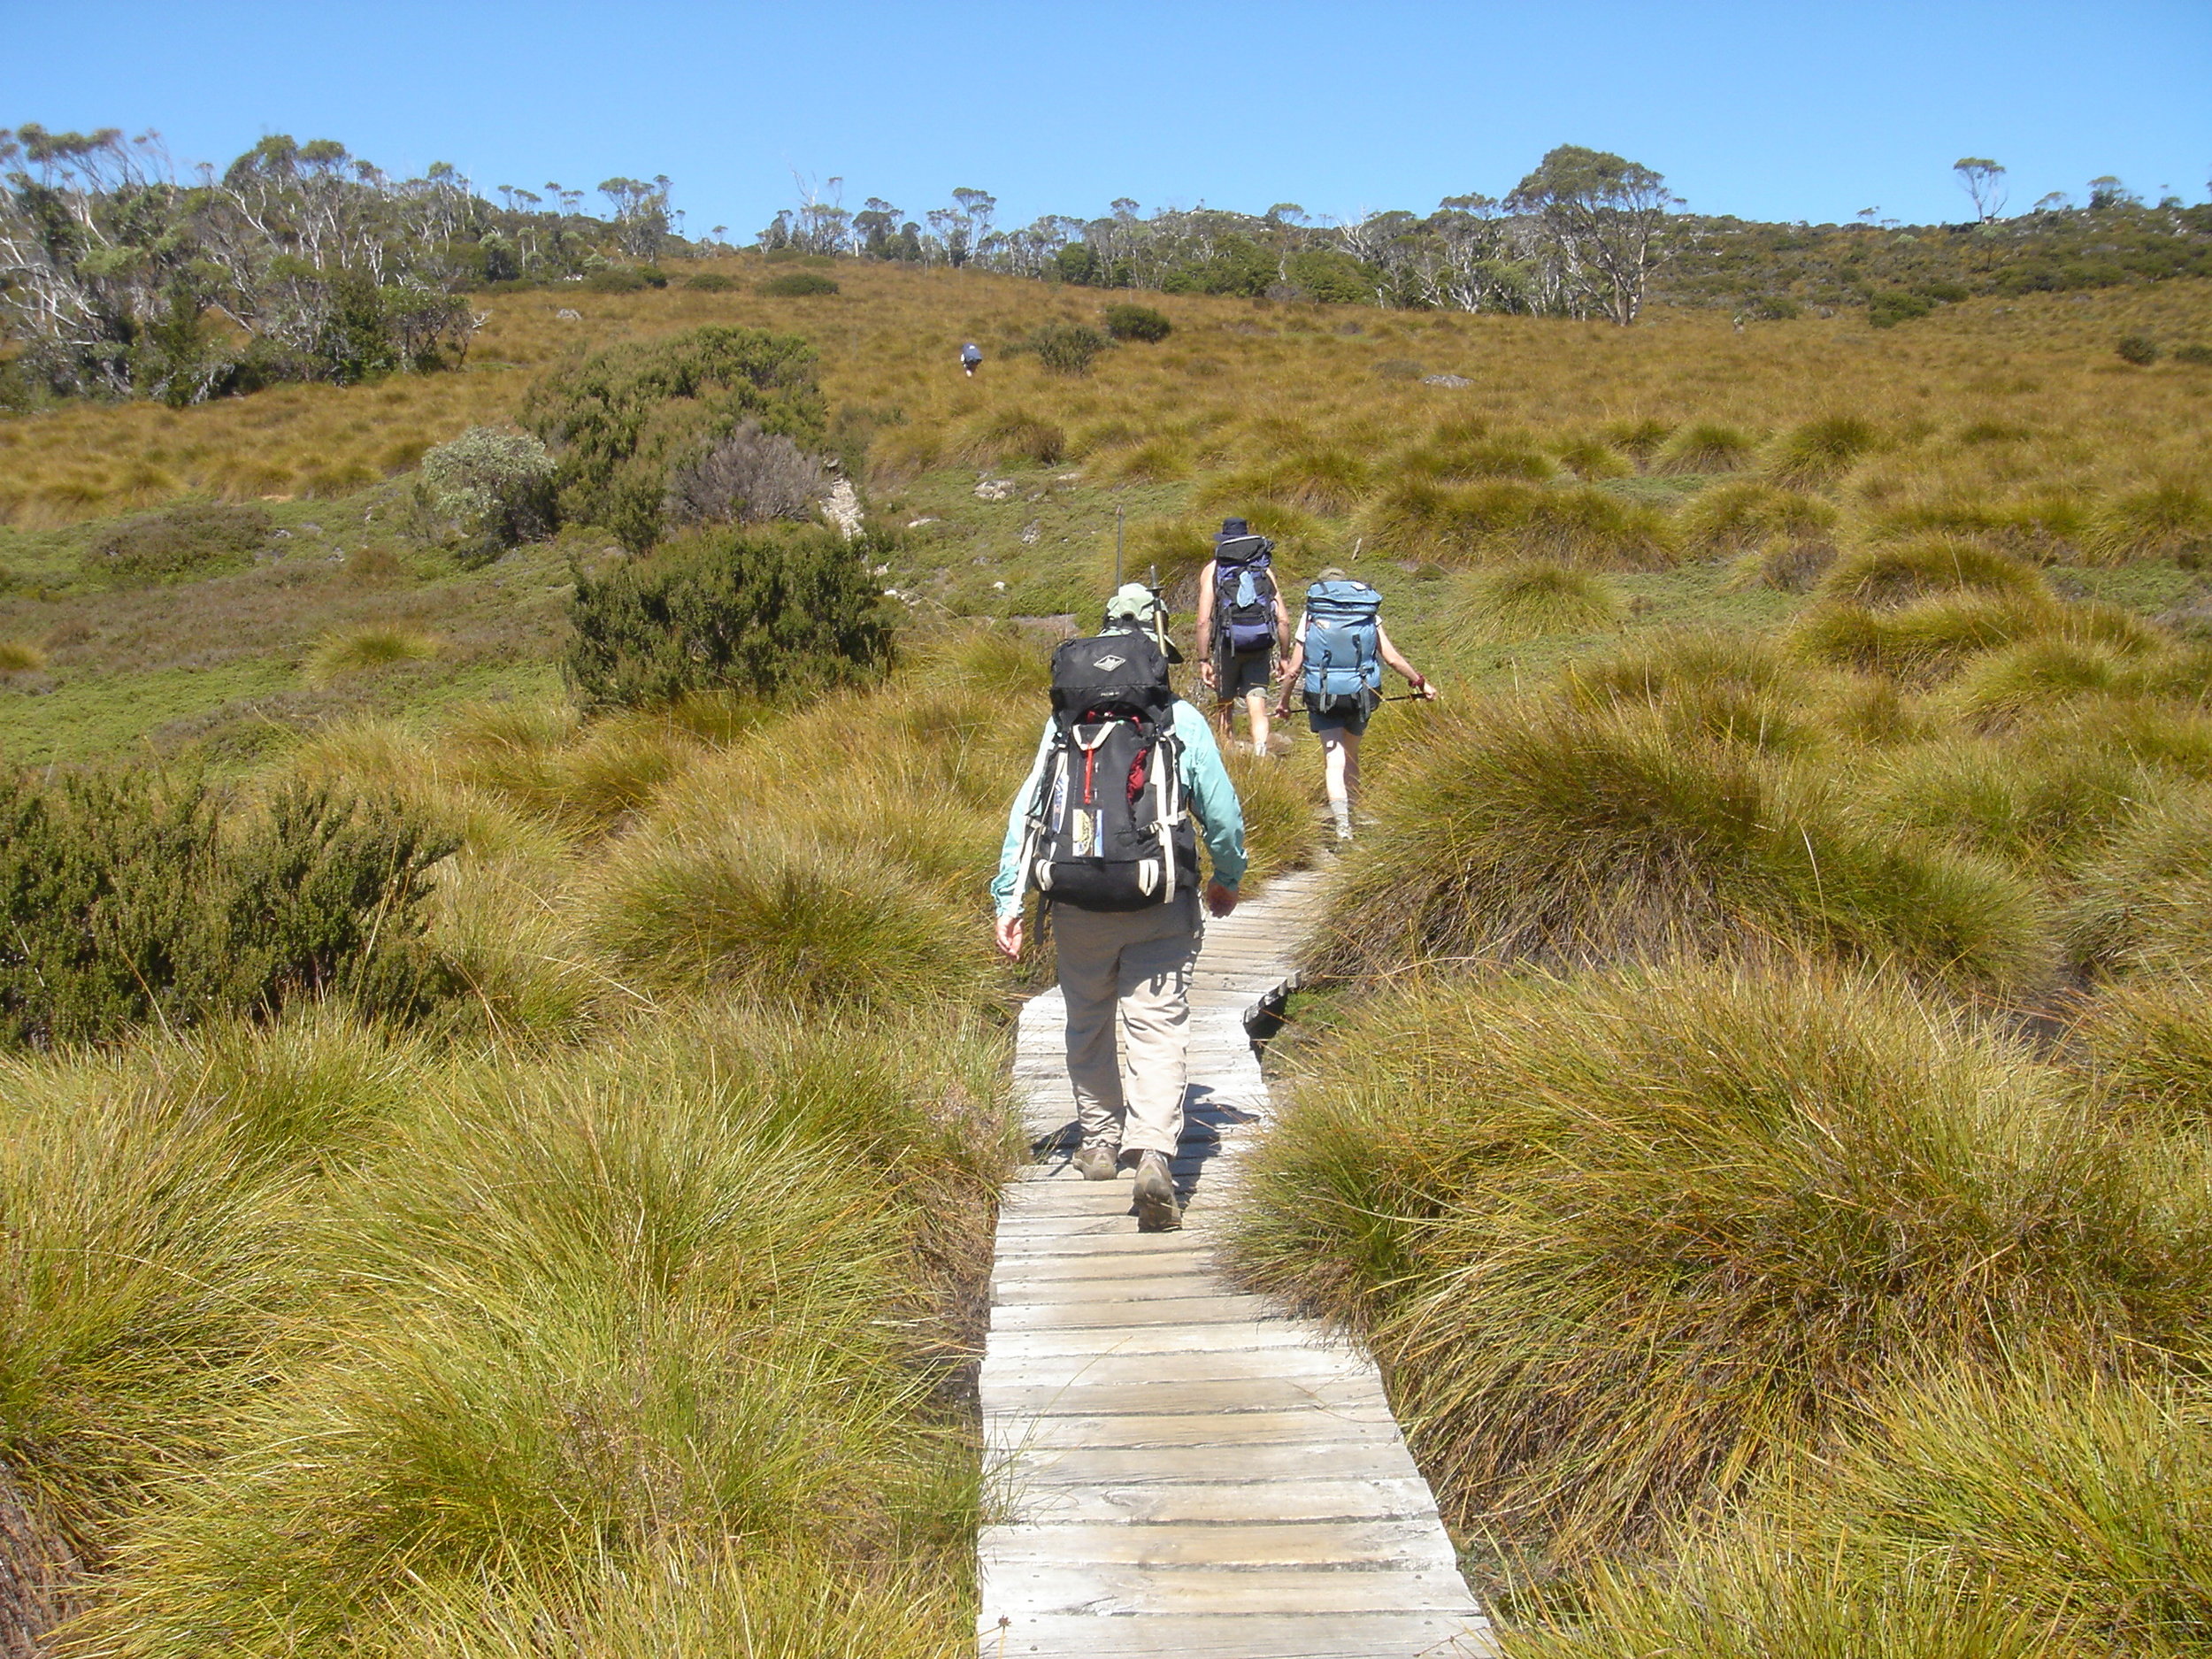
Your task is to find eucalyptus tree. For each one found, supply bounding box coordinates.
[1505,145,1680,325]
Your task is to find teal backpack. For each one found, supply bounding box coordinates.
[1302,580,1382,712]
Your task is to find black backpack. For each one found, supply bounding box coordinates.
[1212,535,1279,658]
[1018,627,1197,912]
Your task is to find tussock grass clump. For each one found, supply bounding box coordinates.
[1549,435,1631,480]
[1766,412,1884,487]
[1307,699,2051,994]
[952,408,1067,467]
[303,626,441,685]
[0,639,48,672]
[1221,747,1322,890]
[1655,420,1758,473]
[1202,449,1370,515]
[1727,538,1839,593]
[1867,491,2090,557]
[1236,964,2208,1564]
[1563,630,1832,755]
[2081,480,2212,565]
[1855,733,2151,879]
[1356,480,1675,570]
[1512,1366,2212,1656]
[1678,480,1839,555]
[1791,590,2059,680]
[1947,635,2137,726]
[1402,435,1557,484]
[1447,563,1623,644]
[2074,975,2212,1127]
[74,1013,1014,1658]
[1817,538,2048,610]
[2065,787,2212,978]
[583,824,997,1010]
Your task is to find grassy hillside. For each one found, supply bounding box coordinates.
[4,257,2212,1653]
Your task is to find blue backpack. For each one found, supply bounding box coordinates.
[1302,580,1382,712]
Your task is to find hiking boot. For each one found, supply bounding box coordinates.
[1071,1142,1119,1181]
[1133,1149,1182,1232]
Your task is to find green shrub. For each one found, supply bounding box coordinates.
[523,326,825,552]
[2116,332,2162,365]
[1029,321,1110,375]
[758,271,841,297]
[0,774,456,1050]
[1102,303,1171,342]
[411,426,557,565]
[2175,342,2212,366]
[682,272,736,293]
[583,266,647,294]
[82,501,273,584]
[1306,698,2052,994]
[1236,964,2203,1564]
[1868,290,1936,327]
[565,526,892,710]
[663,420,826,528]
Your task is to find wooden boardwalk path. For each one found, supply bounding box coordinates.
[978,871,1495,1659]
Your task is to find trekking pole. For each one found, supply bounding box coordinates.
[1114,503,1125,588]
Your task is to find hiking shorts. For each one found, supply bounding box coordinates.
[1307,691,1377,739]
[1214,652,1272,700]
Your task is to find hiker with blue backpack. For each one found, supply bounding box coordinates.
[1274,568,1438,841]
[991,584,1247,1232]
[1193,518,1292,757]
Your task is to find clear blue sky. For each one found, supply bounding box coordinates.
[5,1,2207,234]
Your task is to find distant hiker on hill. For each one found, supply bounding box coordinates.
[1275,569,1437,841]
[1193,517,1292,758]
[961,341,983,377]
[992,584,1247,1232]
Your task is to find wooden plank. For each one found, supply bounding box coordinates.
[979,1563,1478,1617]
[988,1406,1403,1453]
[980,1344,1366,1390]
[978,1611,1497,1658]
[987,1320,1323,1360]
[978,1517,1459,1571]
[990,1296,1278,1333]
[1000,1474,1445,1525]
[979,1372,1391,1419]
[995,1436,1427,1488]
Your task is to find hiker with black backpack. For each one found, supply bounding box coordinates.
[990,584,1248,1232]
[961,341,983,377]
[1274,568,1438,841]
[1192,518,1292,757]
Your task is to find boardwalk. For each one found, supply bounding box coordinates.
[978,871,1495,1659]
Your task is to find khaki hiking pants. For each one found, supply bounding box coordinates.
[1051,893,1202,1157]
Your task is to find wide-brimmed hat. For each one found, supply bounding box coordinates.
[1214,518,1250,542]
[1102,582,1183,662]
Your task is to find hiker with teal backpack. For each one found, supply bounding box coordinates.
[1193,518,1292,757]
[1274,568,1438,841]
[991,584,1247,1232]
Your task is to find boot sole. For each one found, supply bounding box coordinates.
[1133,1166,1182,1232]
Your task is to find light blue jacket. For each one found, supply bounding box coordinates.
[992,700,1247,920]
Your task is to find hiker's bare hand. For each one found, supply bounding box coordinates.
[994,915,1023,959]
[1414,677,1440,701]
[1198,661,1217,688]
[1205,880,1238,918]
